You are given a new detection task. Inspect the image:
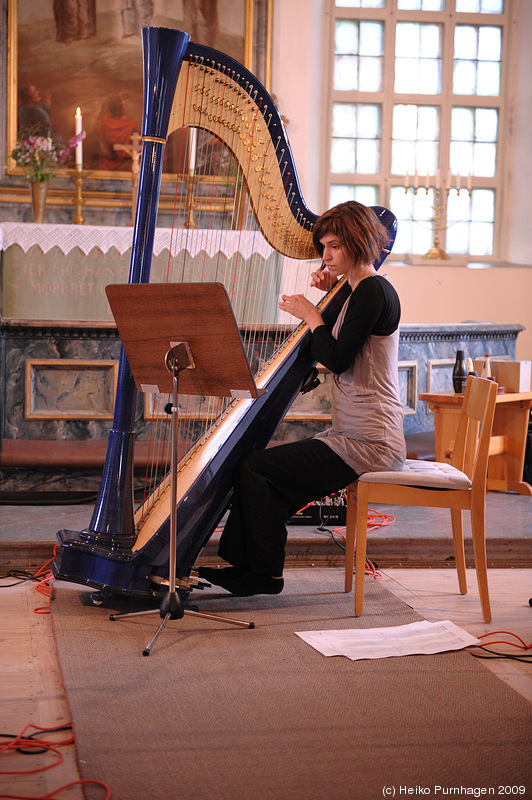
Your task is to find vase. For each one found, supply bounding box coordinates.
[29,181,49,224]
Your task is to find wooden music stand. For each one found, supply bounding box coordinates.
[105,282,259,655]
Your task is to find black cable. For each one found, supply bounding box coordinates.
[0,570,42,586]
[468,647,532,662]
[0,724,73,755]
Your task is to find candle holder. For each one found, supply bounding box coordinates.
[69,168,89,225]
[184,171,196,229]
[404,173,472,260]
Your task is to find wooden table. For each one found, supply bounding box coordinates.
[419,390,532,495]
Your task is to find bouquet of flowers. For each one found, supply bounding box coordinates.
[11,129,86,182]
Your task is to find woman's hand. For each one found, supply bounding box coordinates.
[310,266,337,292]
[278,293,324,331]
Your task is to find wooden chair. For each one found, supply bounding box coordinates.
[344,376,498,622]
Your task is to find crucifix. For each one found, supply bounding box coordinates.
[114,132,142,225]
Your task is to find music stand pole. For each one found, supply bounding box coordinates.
[141,344,187,656]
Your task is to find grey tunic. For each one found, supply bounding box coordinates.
[314,276,406,475]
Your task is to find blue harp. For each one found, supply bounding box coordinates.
[52,27,397,597]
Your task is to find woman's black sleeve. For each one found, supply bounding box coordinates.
[310,278,388,374]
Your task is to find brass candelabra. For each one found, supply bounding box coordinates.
[404,172,472,260]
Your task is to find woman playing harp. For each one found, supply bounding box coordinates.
[52,28,399,600]
[198,201,406,597]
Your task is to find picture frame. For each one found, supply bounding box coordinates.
[7,0,273,182]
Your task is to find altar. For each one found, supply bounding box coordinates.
[0,222,285,324]
[0,223,527,494]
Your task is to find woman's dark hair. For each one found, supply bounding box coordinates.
[312,201,390,267]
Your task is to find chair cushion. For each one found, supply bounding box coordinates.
[359,459,471,489]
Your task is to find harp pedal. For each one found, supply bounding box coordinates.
[149,574,210,591]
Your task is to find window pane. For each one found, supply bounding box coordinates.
[447,189,495,256]
[390,186,435,254]
[470,222,494,255]
[476,108,498,141]
[398,0,444,8]
[330,185,356,206]
[329,184,379,207]
[334,20,383,91]
[450,106,498,176]
[357,104,380,138]
[473,142,496,176]
[454,25,502,96]
[331,103,381,174]
[454,26,478,60]
[360,21,384,55]
[456,0,504,10]
[356,139,380,173]
[477,61,500,95]
[451,107,474,140]
[471,188,495,220]
[334,55,359,91]
[478,27,501,60]
[450,141,474,175]
[335,20,358,54]
[392,104,439,175]
[332,104,357,137]
[331,139,356,172]
[396,24,442,94]
[336,0,385,7]
[358,56,383,92]
[453,61,477,95]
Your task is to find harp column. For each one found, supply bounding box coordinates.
[82,27,191,548]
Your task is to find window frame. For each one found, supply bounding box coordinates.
[322,0,517,264]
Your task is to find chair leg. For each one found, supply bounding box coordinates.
[450,508,467,595]
[354,482,369,617]
[470,497,492,623]
[344,484,357,593]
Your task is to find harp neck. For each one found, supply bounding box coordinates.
[170,42,318,259]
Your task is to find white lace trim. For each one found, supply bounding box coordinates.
[0,223,275,259]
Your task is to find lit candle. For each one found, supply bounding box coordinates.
[75,107,83,169]
[425,172,429,190]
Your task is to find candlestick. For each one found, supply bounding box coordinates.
[404,170,409,192]
[70,169,88,224]
[75,107,83,170]
[467,172,472,192]
[414,170,419,190]
[456,172,461,192]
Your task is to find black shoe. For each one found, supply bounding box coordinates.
[221,572,284,597]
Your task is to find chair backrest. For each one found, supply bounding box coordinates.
[450,377,498,485]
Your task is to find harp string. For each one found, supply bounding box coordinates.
[134,53,320,530]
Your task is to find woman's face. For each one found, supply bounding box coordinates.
[319,232,356,279]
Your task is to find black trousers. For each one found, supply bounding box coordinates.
[218,438,359,577]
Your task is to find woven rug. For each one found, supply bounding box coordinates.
[51,569,532,800]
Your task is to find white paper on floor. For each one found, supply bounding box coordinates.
[296,620,480,660]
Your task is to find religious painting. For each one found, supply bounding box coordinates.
[8,0,272,180]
